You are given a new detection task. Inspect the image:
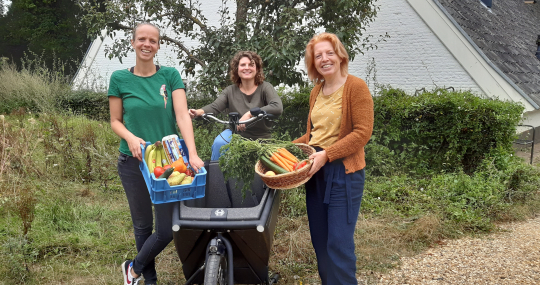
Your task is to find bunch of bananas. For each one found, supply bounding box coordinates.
[145,141,168,174]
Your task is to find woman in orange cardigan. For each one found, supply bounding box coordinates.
[293,32,374,284]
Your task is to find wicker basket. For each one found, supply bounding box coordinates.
[254,143,316,190]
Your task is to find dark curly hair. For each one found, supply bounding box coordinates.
[229,51,265,86]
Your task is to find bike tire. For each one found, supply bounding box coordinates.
[204,253,228,285]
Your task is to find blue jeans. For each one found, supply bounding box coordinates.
[211,129,233,161]
[117,153,174,284]
[305,158,365,285]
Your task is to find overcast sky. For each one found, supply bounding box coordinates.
[3,1,11,14]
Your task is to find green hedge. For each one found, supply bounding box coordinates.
[273,87,311,140]
[367,88,524,175]
[57,87,524,176]
[57,90,110,121]
[59,90,311,140]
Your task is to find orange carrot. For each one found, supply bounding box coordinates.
[270,154,289,171]
[275,152,296,167]
[278,154,295,171]
[278,148,299,162]
[271,153,292,172]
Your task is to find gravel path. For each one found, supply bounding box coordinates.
[377,215,540,284]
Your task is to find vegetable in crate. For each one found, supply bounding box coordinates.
[219,134,307,196]
[167,172,186,186]
[158,167,175,179]
[154,166,165,178]
[171,159,187,173]
[181,175,192,185]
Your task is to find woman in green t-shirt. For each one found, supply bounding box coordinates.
[108,22,204,285]
[189,51,283,160]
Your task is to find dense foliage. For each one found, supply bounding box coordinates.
[367,88,525,175]
[0,0,93,75]
[80,0,382,95]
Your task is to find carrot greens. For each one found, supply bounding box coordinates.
[218,134,307,196]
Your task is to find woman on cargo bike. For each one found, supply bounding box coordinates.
[293,32,374,284]
[189,50,283,160]
[108,22,204,285]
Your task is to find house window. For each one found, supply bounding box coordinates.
[480,0,492,8]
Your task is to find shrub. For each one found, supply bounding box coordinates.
[58,90,109,121]
[370,88,524,174]
[0,236,38,283]
[273,86,311,140]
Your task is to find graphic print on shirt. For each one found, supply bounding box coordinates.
[160,84,168,109]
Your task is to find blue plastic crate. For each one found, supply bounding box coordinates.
[139,140,206,204]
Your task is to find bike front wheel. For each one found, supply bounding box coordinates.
[204,253,228,285]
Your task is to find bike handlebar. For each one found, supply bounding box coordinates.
[202,113,265,125]
[200,107,274,134]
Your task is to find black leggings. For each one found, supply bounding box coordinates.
[117,153,174,284]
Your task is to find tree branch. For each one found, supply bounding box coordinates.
[107,22,206,67]
[253,1,267,36]
[235,0,249,40]
[303,1,323,11]
[161,35,206,67]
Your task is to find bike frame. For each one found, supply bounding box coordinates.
[179,107,278,285]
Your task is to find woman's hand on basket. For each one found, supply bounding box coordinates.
[308,150,328,176]
[127,135,146,161]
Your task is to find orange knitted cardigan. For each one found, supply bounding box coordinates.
[293,75,374,174]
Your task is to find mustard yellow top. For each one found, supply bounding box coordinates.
[308,84,344,149]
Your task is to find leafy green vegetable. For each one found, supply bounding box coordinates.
[218,134,308,197]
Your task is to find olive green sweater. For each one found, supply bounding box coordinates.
[201,81,282,139]
[293,75,374,173]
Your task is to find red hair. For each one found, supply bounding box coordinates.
[305,32,349,83]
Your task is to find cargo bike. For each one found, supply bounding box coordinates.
[141,108,282,284]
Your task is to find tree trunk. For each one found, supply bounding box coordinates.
[235,0,249,41]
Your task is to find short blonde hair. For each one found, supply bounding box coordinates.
[305,32,349,83]
[132,22,161,44]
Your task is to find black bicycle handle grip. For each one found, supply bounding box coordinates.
[250,107,263,116]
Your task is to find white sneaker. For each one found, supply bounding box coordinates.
[121,260,141,285]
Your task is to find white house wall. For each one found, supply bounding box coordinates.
[350,0,483,95]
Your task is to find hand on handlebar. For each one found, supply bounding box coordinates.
[188,109,204,119]
[237,111,252,132]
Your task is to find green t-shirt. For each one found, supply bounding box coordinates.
[108,66,185,156]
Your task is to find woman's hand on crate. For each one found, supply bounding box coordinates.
[128,135,146,161]
[189,154,204,174]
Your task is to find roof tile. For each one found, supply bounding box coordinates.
[438,0,540,106]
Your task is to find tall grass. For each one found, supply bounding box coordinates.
[0,57,71,115]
